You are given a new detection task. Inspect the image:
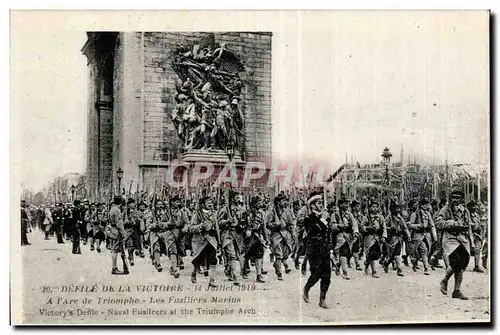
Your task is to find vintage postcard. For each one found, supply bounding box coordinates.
[10,10,490,325]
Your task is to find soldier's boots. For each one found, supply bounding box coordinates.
[154,262,163,272]
[302,288,310,303]
[452,290,469,300]
[319,292,330,309]
[111,268,124,275]
[397,268,404,277]
[473,266,486,273]
[284,263,292,274]
[191,272,197,284]
[90,245,95,251]
[402,255,409,267]
[208,277,217,288]
[256,275,265,283]
[440,280,448,295]
[123,266,130,275]
[170,267,180,278]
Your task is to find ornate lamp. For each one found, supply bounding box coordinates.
[381,147,392,184]
[116,167,124,195]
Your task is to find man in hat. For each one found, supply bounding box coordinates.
[330,197,359,280]
[302,192,332,309]
[350,200,365,271]
[53,203,65,244]
[146,200,169,273]
[163,196,190,278]
[383,201,410,276]
[402,199,419,267]
[359,200,386,278]
[85,202,97,250]
[218,191,247,285]
[435,190,473,300]
[42,203,54,240]
[21,200,30,246]
[106,195,129,275]
[70,200,84,254]
[241,194,267,283]
[467,200,486,273]
[123,199,143,266]
[408,198,437,275]
[188,196,218,287]
[294,200,311,275]
[266,193,295,281]
[134,201,147,258]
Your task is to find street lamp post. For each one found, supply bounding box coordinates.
[71,185,76,202]
[116,167,124,196]
[381,147,392,184]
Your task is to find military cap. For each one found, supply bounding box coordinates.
[250,195,262,207]
[408,199,418,207]
[127,198,136,206]
[351,200,360,207]
[307,191,322,205]
[274,193,288,203]
[420,197,430,206]
[58,203,64,207]
[170,195,181,203]
[74,199,81,206]
[338,197,349,205]
[450,190,464,199]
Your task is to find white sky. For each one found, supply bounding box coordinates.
[13,11,489,191]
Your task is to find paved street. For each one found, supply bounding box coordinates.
[21,231,490,325]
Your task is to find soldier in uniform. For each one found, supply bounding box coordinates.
[266,193,295,281]
[218,191,247,285]
[302,192,332,309]
[467,200,486,273]
[241,194,267,283]
[480,201,488,269]
[85,202,96,250]
[146,200,169,273]
[124,199,143,266]
[134,201,147,259]
[330,198,359,280]
[188,196,218,287]
[359,200,386,278]
[435,190,472,300]
[81,199,90,245]
[350,200,365,271]
[21,200,30,246]
[53,203,65,244]
[92,202,108,253]
[429,198,448,269]
[382,202,410,276]
[71,200,83,254]
[295,201,310,275]
[42,204,54,240]
[164,196,190,278]
[62,203,73,241]
[408,198,437,275]
[106,196,129,275]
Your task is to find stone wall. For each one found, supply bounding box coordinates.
[141,32,272,189]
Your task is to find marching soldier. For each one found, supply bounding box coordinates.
[21,200,30,246]
[85,202,96,250]
[467,200,486,273]
[42,204,54,240]
[124,199,143,266]
[188,196,219,287]
[480,201,488,269]
[408,198,437,275]
[146,200,169,273]
[350,200,365,271]
[218,191,247,285]
[383,202,410,276]
[435,190,472,300]
[295,201,310,275]
[53,203,65,244]
[359,200,386,278]
[164,196,190,278]
[266,193,295,281]
[135,201,147,259]
[242,195,267,283]
[71,200,83,254]
[330,198,359,280]
[92,202,108,253]
[106,195,129,275]
[302,192,332,309]
[81,199,90,245]
[63,203,73,241]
